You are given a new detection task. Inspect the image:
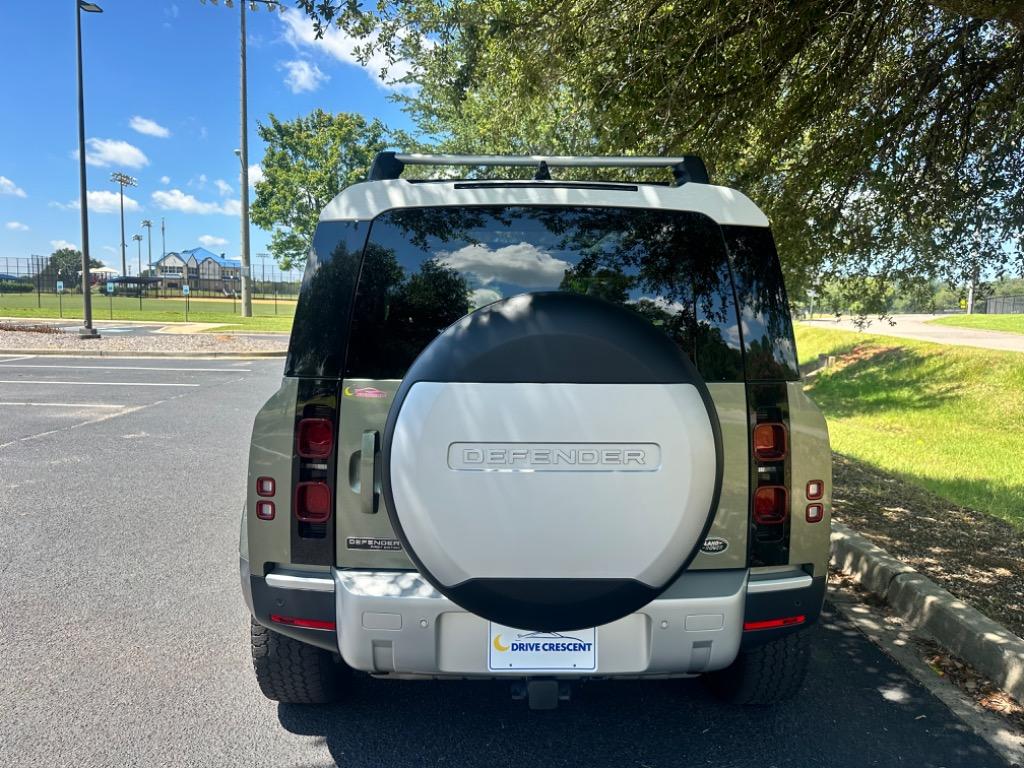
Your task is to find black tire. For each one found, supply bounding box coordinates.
[250,618,345,704]
[704,630,811,706]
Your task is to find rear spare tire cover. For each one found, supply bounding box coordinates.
[382,292,722,631]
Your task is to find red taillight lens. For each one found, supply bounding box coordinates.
[743,615,805,631]
[270,614,336,631]
[297,418,334,459]
[294,481,332,523]
[753,485,788,524]
[255,500,275,520]
[806,479,824,500]
[806,503,824,523]
[256,476,275,497]
[753,422,787,461]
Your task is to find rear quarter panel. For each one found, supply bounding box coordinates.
[786,382,832,575]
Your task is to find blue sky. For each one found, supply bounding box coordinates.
[0,1,415,275]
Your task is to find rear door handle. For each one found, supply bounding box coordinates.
[360,430,380,514]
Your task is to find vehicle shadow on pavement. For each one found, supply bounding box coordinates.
[276,604,1003,768]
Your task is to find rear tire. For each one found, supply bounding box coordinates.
[704,630,811,706]
[250,618,345,704]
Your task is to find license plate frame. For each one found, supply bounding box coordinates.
[487,623,598,672]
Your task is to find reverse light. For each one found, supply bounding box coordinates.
[753,422,787,461]
[753,485,788,524]
[270,614,336,631]
[806,503,824,523]
[806,480,824,500]
[297,417,334,459]
[744,615,806,631]
[255,500,275,520]
[256,476,276,497]
[294,481,332,523]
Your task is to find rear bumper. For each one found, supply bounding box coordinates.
[242,560,825,678]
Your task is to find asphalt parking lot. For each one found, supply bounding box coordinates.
[0,354,1009,767]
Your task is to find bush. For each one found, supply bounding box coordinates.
[0,279,34,294]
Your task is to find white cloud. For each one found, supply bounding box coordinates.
[0,175,27,197]
[129,116,171,138]
[247,163,264,186]
[281,59,329,93]
[152,189,239,215]
[198,235,228,249]
[50,239,78,251]
[78,138,149,168]
[51,190,140,213]
[5,221,28,231]
[279,9,416,91]
[214,179,233,197]
[160,175,170,185]
[439,243,570,289]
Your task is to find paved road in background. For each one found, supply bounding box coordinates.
[803,313,1024,353]
[0,355,1008,767]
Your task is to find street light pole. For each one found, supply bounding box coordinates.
[141,219,153,274]
[75,0,103,339]
[110,171,137,277]
[161,217,166,258]
[133,233,143,309]
[237,1,252,317]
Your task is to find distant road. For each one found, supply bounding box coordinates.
[802,313,1024,353]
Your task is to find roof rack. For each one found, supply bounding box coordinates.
[367,152,709,186]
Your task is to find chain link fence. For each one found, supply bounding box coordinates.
[981,295,1024,314]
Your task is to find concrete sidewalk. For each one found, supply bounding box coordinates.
[802,313,1024,353]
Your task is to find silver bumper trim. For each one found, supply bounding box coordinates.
[746,573,813,594]
[265,571,336,593]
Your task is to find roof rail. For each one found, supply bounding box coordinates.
[367,152,709,186]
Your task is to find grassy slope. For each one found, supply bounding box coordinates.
[795,325,1024,527]
[0,293,294,332]
[928,314,1024,335]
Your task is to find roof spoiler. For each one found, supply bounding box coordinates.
[367,152,709,186]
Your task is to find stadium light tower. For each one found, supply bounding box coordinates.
[110,171,137,277]
[76,0,103,339]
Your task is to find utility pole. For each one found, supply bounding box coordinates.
[76,0,103,339]
[110,171,137,276]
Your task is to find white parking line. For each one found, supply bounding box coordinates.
[0,355,36,363]
[0,380,198,387]
[0,364,251,372]
[0,402,126,409]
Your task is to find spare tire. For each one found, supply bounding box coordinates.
[381,292,722,631]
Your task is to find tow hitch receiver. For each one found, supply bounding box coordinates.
[511,680,572,710]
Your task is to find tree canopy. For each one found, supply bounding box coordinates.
[250,110,391,269]
[296,0,1024,299]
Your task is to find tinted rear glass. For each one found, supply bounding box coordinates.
[344,206,744,381]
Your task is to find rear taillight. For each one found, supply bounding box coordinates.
[294,481,332,523]
[805,503,824,523]
[806,479,824,500]
[753,422,787,461]
[256,476,275,497]
[753,485,788,524]
[256,500,275,520]
[297,418,334,459]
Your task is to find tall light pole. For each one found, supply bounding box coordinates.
[133,233,143,308]
[161,217,166,259]
[141,219,153,274]
[76,0,103,339]
[110,171,137,276]
[200,1,286,316]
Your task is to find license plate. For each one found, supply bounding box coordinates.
[487,623,597,672]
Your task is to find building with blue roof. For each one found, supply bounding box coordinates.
[153,247,242,294]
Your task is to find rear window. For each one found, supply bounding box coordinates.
[343,206,745,381]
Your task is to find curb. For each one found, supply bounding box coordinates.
[0,348,286,359]
[831,521,1024,704]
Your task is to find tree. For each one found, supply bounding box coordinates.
[294,1,1024,304]
[250,110,392,270]
[47,247,100,288]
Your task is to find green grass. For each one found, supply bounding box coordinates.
[795,324,1024,527]
[927,313,1024,335]
[0,292,295,332]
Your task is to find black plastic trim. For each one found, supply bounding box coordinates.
[741,575,826,649]
[249,574,338,652]
[380,291,725,631]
